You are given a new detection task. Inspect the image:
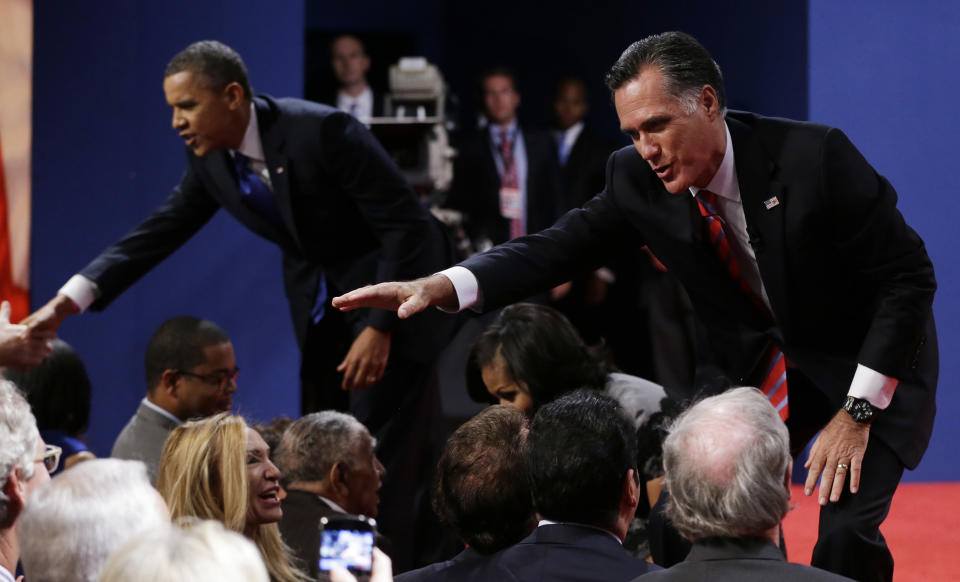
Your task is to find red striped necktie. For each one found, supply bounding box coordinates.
[499,127,524,239]
[696,190,789,421]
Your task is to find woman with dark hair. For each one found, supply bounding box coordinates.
[4,338,95,474]
[467,303,667,430]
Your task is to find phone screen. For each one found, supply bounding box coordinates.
[318,527,375,572]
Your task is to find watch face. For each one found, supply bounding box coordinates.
[846,398,875,423]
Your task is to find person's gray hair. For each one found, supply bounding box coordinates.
[18,458,170,582]
[604,31,727,116]
[663,387,790,539]
[0,379,39,522]
[274,411,368,485]
[98,520,269,582]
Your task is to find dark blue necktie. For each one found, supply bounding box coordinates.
[233,152,327,322]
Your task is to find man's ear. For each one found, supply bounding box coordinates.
[161,369,180,399]
[699,85,720,119]
[623,468,641,512]
[223,81,246,109]
[330,461,349,495]
[0,472,26,529]
[784,462,793,497]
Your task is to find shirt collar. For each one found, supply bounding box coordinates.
[537,519,622,544]
[558,121,584,147]
[0,564,15,582]
[141,397,183,425]
[233,102,265,162]
[689,121,739,203]
[490,119,519,144]
[317,495,349,514]
[337,86,373,108]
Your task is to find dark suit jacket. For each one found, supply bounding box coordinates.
[447,126,563,249]
[79,95,455,361]
[478,524,659,582]
[461,112,937,468]
[559,127,617,210]
[278,491,391,579]
[394,547,484,582]
[635,537,854,581]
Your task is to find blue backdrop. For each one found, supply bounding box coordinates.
[29,0,957,481]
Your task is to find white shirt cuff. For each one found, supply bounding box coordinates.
[847,363,898,409]
[58,275,99,313]
[437,266,480,312]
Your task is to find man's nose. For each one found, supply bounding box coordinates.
[171,111,185,130]
[637,135,660,161]
[375,456,386,478]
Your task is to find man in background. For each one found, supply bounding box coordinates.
[111,316,236,482]
[331,34,378,120]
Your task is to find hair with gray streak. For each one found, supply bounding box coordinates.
[18,458,169,582]
[273,411,368,485]
[604,31,726,115]
[0,379,39,522]
[99,520,269,582]
[663,387,790,539]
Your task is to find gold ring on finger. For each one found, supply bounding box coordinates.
[837,463,849,470]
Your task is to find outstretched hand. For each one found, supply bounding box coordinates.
[0,301,54,368]
[21,294,78,339]
[337,327,391,390]
[803,409,870,506]
[332,274,458,320]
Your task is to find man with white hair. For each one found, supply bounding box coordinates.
[274,410,387,579]
[636,387,852,581]
[0,379,53,582]
[18,458,169,582]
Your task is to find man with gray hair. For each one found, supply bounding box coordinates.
[274,411,386,578]
[636,387,851,581]
[18,458,169,582]
[0,379,52,582]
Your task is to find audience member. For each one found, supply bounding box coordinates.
[5,339,95,475]
[396,405,534,582]
[467,391,659,581]
[98,520,270,582]
[0,300,51,368]
[0,379,52,580]
[156,413,306,582]
[330,34,379,120]
[446,67,562,253]
[636,387,853,581]
[273,411,387,579]
[253,416,294,453]
[111,316,236,482]
[18,458,169,582]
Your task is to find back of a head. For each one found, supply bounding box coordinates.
[165,40,252,100]
[4,339,92,435]
[432,406,534,555]
[524,390,637,528]
[144,316,230,394]
[18,458,169,582]
[467,303,607,409]
[604,31,726,113]
[99,520,269,582]
[0,379,39,524]
[274,410,361,486]
[156,413,247,531]
[663,387,791,540]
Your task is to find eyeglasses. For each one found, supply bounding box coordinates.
[176,367,240,391]
[35,444,62,473]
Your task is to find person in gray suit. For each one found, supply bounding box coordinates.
[111,316,236,482]
[634,387,853,582]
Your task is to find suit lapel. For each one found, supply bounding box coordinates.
[728,117,791,333]
[255,98,303,251]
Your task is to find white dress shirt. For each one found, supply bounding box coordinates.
[440,121,898,408]
[336,86,374,121]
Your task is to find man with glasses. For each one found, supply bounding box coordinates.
[0,378,53,582]
[111,316,237,482]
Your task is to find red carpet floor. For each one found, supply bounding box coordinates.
[782,483,960,581]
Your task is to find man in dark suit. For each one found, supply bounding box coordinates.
[445,67,562,253]
[334,32,937,582]
[274,411,389,580]
[636,387,853,582]
[440,391,658,582]
[111,316,236,483]
[329,34,382,121]
[25,40,455,571]
[396,405,535,582]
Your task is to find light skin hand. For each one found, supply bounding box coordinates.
[330,547,393,582]
[550,281,573,302]
[331,274,458,319]
[337,326,391,390]
[803,409,870,505]
[0,301,53,368]
[21,294,79,338]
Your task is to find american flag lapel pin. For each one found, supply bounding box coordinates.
[763,196,779,210]
[276,167,284,174]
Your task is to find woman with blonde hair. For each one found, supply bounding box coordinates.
[156,413,306,582]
